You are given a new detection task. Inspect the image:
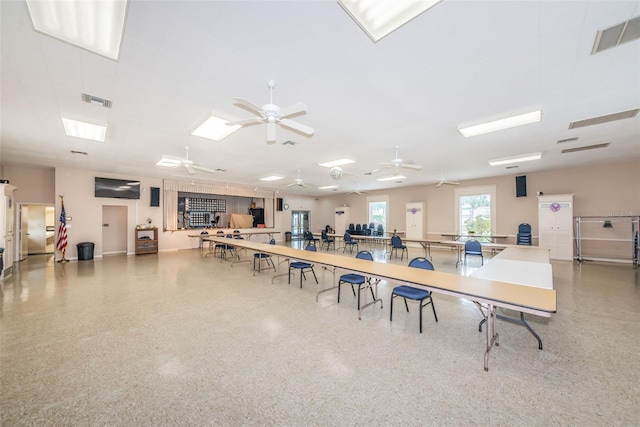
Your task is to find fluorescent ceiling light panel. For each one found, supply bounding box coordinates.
[458,110,542,138]
[377,175,406,182]
[26,0,128,61]
[318,185,339,190]
[61,117,107,142]
[259,175,284,181]
[191,115,241,141]
[318,158,356,168]
[488,152,542,166]
[155,156,183,167]
[339,0,443,42]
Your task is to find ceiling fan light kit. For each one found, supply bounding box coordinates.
[227,80,314,144]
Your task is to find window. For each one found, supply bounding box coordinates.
[455,186,496,237]
[367,195,388,232]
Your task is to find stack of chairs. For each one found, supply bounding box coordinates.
[517,223,532,245]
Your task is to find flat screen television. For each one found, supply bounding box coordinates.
[95,177,141,199]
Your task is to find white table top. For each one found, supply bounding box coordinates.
[471,247,553,290]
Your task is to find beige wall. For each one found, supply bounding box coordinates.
[3,159,639,261]
[2,165,55,204]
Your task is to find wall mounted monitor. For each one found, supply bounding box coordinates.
[95,177,141,199]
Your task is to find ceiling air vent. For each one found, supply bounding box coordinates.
[561,143,610,154]
[506,165,519,169]
[569,109,639,129]
[592,15,640,54]
[282,140,297,146]
[81,93,112,108]
[557,137,578,144]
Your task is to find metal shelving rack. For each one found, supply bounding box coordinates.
[574,215,639,267]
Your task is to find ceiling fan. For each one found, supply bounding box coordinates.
[156,146,220,175]
[227,80,314,144]
[287,170,308,187]
[345,189,368,195]
[370,146,423,174]
[436,170,459,187]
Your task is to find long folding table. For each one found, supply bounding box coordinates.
[202,237,556,371]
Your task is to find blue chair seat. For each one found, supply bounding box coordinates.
[290,261,312,269]
[392,285,430,300]
[288,245,318,288]
[337,251,376,311]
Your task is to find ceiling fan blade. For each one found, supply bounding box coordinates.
[279,118,314,136]
[445,180,460,186]
[191,165,217,174]
[278,101,307,118]
[266,122,277,142]
[401,163,423,170]
[232,97,264,115]
[185,165,196,175]
[226,117,264,126]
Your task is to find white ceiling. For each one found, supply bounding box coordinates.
[1,0,639,195]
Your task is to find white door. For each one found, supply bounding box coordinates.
[19,205,29,260]
[102,206,128,255]
[405,202,425,240]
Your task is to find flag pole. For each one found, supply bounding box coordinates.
[56,195,69,263]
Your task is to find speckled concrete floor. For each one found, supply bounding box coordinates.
[1,244,639,426]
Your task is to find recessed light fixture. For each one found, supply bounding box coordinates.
[259,175,284,182]
[26,0,128,61]
[155,156,183,167]
[191,115,240,141]
[488,152,542,166]
[338,0,443,42]
[318,158,356,168]
[458,110,542,137]
[61,117,107,142]
[318,185,339,190]
[377,175,406,182]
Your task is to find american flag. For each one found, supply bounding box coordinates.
[56,198,68,256]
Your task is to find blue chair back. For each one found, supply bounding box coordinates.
[343,232,352,242]
[391,235,403,248]
[355,250,373,261]
[321,230,328,239]
[465,239,482,253]
[408,257,434,271]
[377,224,384,235]
[305,245,317,252]
[269,239,275,245]
[518,223,531,234]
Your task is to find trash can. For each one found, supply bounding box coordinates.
[77,242,95,261]
[285,231,292,242]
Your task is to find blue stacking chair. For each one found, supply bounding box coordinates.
[321,230,335,251]
[253,239,276,272]
[517,223,532,245]
[343,232,358,253]
[390,257,438,333]
[464,239,484,265]
[376,224,384,236]
[355,224,362,235]
[338,251,375,309]
[304,231,319,247]
[390,235,408,260]
[289,245,318,288]
[212,230,226,258]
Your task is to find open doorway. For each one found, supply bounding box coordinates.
[18,203,55,260]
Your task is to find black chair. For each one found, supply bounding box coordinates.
[355,224,362,235]
[321,230,335,251]
[464,239,484,265]
[289,245,318,288]
[390,257,438,333]
[254,239,276,272]
[338,251,375,309]
[212,230,226,257]
[390,235,408,260]
[212,215,220,228]
[343,232,358,253]
[303,231,319,247]
[348,224,356,235]
[223,234,240,260]
[362,223,370,236]
[376,224,384,236]
[517,223,532,245]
